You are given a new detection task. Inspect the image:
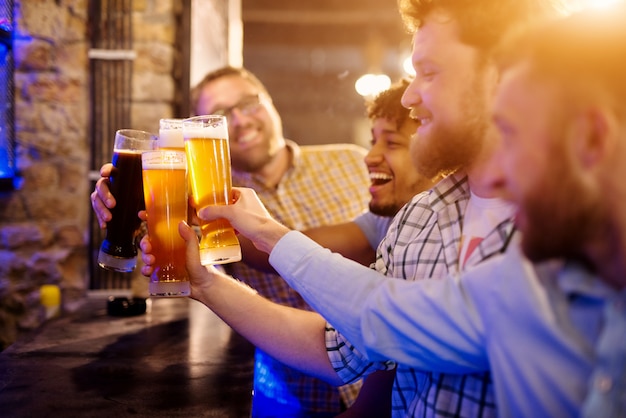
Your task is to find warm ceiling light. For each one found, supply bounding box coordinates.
[403,55,415,77]
[588,0,623,7]
[355,73,391,97]
[573,0,624,8]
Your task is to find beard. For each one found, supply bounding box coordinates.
[231,150,271,173]
[411,121,484,179]
[369,176,433,217]
[410,76,489,180]
[369,201,402,218]
[521,185,601,263]
[230,131,280,174]
[519,134,604,263]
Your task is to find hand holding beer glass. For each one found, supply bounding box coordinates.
[98,129,157,272]
[183,115,242,265]
[142,150,190,297]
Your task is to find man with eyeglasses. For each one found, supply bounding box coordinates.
[190,67,371,417]
[91,66,373,416]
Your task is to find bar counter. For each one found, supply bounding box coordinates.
[0,296,255,417]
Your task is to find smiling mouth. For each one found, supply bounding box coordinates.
[370,172,393,186]
[237,130,257,144]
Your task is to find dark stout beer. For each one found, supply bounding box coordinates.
[98,130,156,272]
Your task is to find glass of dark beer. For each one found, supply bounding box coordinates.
[98,129,157,272]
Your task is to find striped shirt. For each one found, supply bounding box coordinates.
[227,140,370,413]
[326,172,516,417]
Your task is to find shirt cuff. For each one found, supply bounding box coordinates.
[269,230,321,276]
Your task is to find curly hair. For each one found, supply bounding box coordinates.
[190,66,270,116]
[397,0,570,53]
[366,78,411,130]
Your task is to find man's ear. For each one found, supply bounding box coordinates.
[572,105,614,169]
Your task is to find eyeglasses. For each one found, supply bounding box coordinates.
[212,94,263,119]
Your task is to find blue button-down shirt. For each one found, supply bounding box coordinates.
[270,232,619,417]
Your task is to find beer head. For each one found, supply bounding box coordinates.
[182,115,229,141]
[114,129,158,152]
[141,149,186,169]
[158,118,185,149]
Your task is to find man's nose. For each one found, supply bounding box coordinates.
[401,79,421,109]
[364,143,384,165]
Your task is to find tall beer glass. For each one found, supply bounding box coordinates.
[142,150,189,297]
[158,118,184,150]
[182,115,241,265]
[98,129,157,272]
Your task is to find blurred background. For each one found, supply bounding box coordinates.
[241,0,410,147]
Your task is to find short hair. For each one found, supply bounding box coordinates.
[190,66,270,115]
[397,0,570,54]
[496,5,626,116]
[366,79,411,130]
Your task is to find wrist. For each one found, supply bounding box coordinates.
[257,221,290,254]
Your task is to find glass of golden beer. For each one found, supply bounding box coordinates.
[182,115,241,265]
[158,118,184,150]
[142,150,190,297]
[98,129,157,272]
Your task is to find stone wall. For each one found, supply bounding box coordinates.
[0,0,181,351]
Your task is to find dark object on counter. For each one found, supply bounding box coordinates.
[106,296,147,316]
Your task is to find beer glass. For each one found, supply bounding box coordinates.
[98,129,157,272]
[142,150,190,297]
[159,118,193,192]
[158,118,184,150]
[182,115,241,265]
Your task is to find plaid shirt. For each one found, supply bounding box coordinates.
[227,140,370,413]
[327,172,516,417]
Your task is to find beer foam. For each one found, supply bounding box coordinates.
[113,148,143,154]
[158,129,184,148]
[142,151,186,169]
[183,123,228,140]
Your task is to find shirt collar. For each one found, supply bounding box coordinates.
[558,261,617,301]
[283,139,301,170]
[428,171,471,212]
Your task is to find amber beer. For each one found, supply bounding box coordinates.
[142,150,189,297]
[183,115,241,265]
[98,129,157,272]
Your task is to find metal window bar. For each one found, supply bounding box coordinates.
[88,0,134,291]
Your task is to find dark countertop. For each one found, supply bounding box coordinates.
[0,297,255,417]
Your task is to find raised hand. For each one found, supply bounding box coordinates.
[90,163,116,229]
[197,187,290,255]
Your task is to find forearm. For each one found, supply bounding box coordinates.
[270,231,488,372]
[191,268,343,385]
[239,235,276,274]
[303,222,375,266]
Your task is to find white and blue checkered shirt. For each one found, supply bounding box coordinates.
[326,172,516,417]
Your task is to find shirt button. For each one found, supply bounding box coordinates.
[594,374,613,393]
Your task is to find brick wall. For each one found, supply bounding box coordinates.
[0,0,182,351]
